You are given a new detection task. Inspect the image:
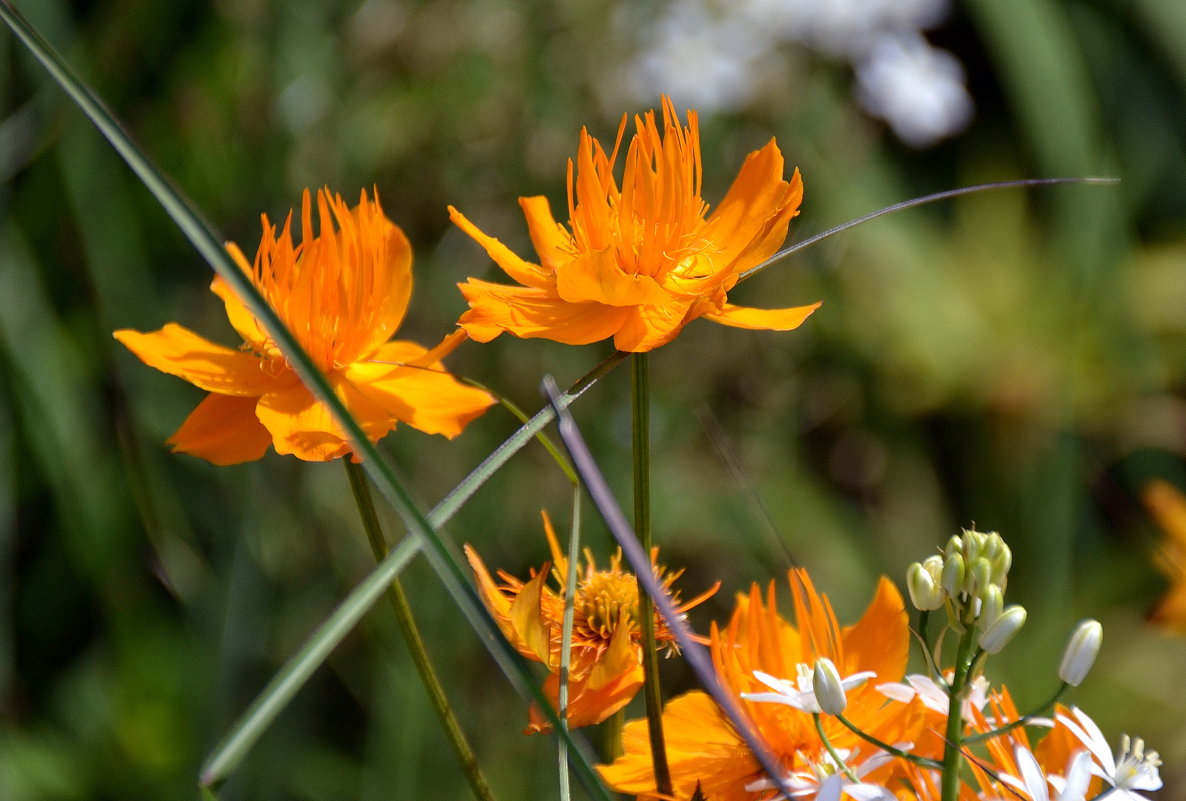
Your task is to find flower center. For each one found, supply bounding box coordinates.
[576,571,639,638]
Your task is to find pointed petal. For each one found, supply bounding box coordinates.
[509,568,554,664]
[166,393,273,464]
[114,324,276,396]
[458,278,628,345]
[464,545,515,622]
[554,249,671,307]
[541,510,568,580]
[705,144,804,273]
[841,576,909,684]
[519,195,575,273]
[449,205,554,289]
[345,340,494,439]
[210,244,270,349]
[704,301,821,331]
[587,613,637,691]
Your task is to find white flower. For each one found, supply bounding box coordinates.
[1058,707,1163,800]
[999,744,1093,801]
[746,748,898,801]
[620,0,773,113]
[855,31,973,147]
[875,673,991,719]
[743,664,876,714]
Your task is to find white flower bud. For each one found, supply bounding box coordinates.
[907,560,945,611]
[970,558,993,597]
[942,553,965,598]
[991,541,1012,585]
[812,658,848,715]
[979,584,1004,629]
[979,605,1026,654]
[1058,619,1102,687]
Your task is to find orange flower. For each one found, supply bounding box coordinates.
[1141,479,1186,632]
[115,188,494,464]
[450,96,820,353]
[598,569,924,801]
[465,512,717,733]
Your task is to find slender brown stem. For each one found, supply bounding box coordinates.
[344,460,498,801]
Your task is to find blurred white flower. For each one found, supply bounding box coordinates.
[616,0,974,148]
[856,31,973,147]
[624,1,774,113]
[740,0,949,56]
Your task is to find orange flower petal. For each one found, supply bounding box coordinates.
[509,568,553,665]
[448,206,554,289]
[612,301,694,352]
[555,249,671,307]
[254,375,392,461]
[519,196,575,273]
[166,393,273,465]
[346,341,495,439]
[114,324,277,396]
[527,660,644,733]
[211,246,271,350]
[598,690,759,801]
[706,152,803,273]
[703,301,821,332]
[458,278,629,344]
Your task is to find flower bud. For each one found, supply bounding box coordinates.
[942,553,965,598]
[991,541,1012,585]
[1058,619,1102,687]
[946,534,964,556]
[812,658,847,715]
[979,584,1004,629]
[979,605,1026,654]
[969,558,993,597]
[907,559,945,611]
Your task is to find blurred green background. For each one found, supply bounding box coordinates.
[3,0,1186,798]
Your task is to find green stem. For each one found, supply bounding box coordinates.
[814,714,859,782]
[602,709,625,761]
[835,714,943,770]
[940,621,978,801]
[632,352,671,797]
[344,461,498,801]
[558,488,582,801]
[962,683,1068,745]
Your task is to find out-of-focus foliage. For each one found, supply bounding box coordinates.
[2,0,1186,799]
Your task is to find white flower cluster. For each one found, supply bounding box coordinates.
[617,0,973,148]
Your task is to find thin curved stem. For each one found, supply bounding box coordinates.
[344,461,498,801]
[835,714,943,770]
[963,683,1068,745]
[739,177,1119,282]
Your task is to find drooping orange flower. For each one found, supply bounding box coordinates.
[450,96,821,353]
[465,511,717,733]
[1141,479,1186,632]
[115,188,494,464]
[598,569,925,801]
